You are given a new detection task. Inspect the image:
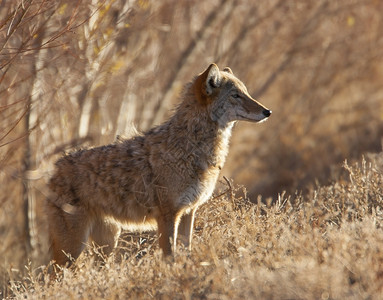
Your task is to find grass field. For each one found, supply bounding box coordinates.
[1,0,383,298]
[6,153,383,299]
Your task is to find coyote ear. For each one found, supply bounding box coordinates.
[223,67,233,74]
[194,63,221,105]
[205,63,221,96]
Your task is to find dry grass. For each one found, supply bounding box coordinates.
[6,153,383,299]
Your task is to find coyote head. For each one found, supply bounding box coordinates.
[194,63,271,126]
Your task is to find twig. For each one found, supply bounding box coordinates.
[212,176,233,200]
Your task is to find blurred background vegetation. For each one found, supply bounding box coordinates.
[1,0,383,295]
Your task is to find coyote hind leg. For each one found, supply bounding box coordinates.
[47,201,91,267]
[90,219,121,260]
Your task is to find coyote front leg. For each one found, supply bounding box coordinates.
[157,214,177,256]
[177,209,197,250]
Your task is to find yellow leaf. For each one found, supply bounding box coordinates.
[138,0,150,10]
[347,16,355,27]
[110,60,124,72]
[99,0,116,18]
[58,3,67,15]
[94,46,100,55]
[105,27,114,38]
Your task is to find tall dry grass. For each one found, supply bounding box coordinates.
[8,153,383,299]
[1,0,383,298]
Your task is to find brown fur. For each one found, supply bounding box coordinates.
[47,63,271,266]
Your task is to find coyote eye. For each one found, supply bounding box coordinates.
[232,93,241,99]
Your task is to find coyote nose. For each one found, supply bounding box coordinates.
[263,109,271,117]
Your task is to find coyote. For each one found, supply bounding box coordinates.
[47,63,271,266]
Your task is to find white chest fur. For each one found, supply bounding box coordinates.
[175,122,234,212]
